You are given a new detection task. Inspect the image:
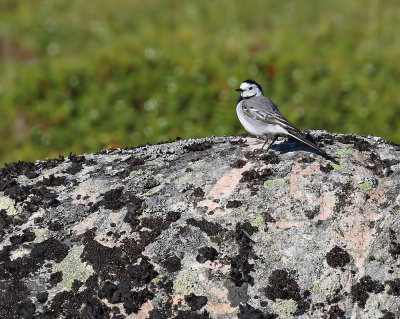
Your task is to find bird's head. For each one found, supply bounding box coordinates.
[235,80,263,98]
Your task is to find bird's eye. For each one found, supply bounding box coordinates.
[249,86,253,90]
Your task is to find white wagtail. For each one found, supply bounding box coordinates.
[235,79,327,156]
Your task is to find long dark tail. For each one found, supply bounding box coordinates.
[285,131,327,156]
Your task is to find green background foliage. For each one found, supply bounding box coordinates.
[1,0,399,166]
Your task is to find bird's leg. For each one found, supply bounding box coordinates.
[262,136,278,153]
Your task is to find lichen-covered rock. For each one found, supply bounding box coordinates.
[1,131,400,318]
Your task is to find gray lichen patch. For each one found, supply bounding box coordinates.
[336,149,353,156]
[56,246,91,290]
[264,178,285,189]
[272,299,298,319]
[361,297,384,319]
[319,270,341,298]
[0,195,20,215]
[173,268,196,295]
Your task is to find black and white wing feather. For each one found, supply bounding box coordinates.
[242,96,327,155]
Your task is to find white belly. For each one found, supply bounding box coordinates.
[236,102,287,137]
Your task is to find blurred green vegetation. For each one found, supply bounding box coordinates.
[1,0,400,166]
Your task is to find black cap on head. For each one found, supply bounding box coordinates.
[243,79,263,93]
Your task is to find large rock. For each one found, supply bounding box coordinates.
[1,131,400,319]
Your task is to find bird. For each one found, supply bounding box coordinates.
[235,79,328,156]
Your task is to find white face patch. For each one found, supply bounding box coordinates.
[239,81,263,98]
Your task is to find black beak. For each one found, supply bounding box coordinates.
[235,88,242,92]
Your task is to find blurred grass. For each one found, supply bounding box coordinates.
[0,0,400,166]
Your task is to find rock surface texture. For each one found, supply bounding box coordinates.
[1,131,400,319]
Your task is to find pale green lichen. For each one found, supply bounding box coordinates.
[361,297,384,319]
[264,178,285,189]
[331,163,344,170]
[312,283,319,292]
[145,185,162,196]
[173,269,195,294]
[359,182,375,191]
[195,172,204,178]
[272,299,297,319]
[251,215,264,227]
[0,196,20,216]
[56,246,89,290]
[336,149,353,156]
[10,248,30,261]
[261,249,282,264]
[130,170,138,177]
[320,270,341,298]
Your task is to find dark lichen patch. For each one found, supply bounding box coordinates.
[260,152,280,165]
[196,247,218,263]
[388,229,400,257]
[98,281,154,314]
[3,177,60,214]
[327,305,345,318]
[48,221,62,232]
[0,281,29,318]
[149,307,173,319]
[162,255,182,272]
[0,161,37,179]
[262,212,276,223]
[367,154,400,177]
[239,303,277,319]
[230,159,247,169]
[119,156,146,178]
[186,218,225,237]
[3,184,30,202]
[326,246,351,268]
[36,155,65,170]
[41,174,67,187]
[0,176,15,192]
[335,135,372,152]
[184,141,213,152]
[46,279,112,319]
[191,187,205,198]
[184,293,208,311]
[102,187,125,210]
[173,310,211,319]
[240,168,273,194]
[36,292,48,303]
[30,238,69,262]
[64,162,83,175]
[16,300,36,319]
[127,257,158,287]
[264,269,310,315]
[3,238,68,280]
[91,187,136,212]
[82,230,136,277]
[229,137,247,146]
[351,276,384,308]
[49,271,63,287]
[226,200,242,208]
[264,270,300,301]
[229,224,257,287]
[166,211,181,222]
[124,195,145,222]
[240,169,273,183]
[386,278,400,296]
[10,230,35,245]
[320,163,334,173]
[333,182,353,214]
